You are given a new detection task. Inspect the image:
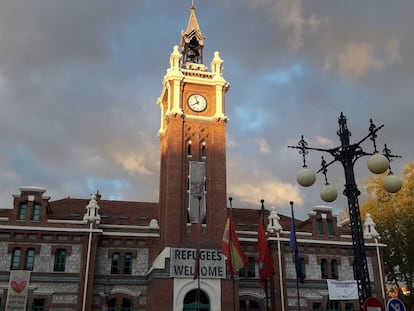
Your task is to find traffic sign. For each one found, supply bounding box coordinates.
[387,298,406,311]
[364,297,384,311]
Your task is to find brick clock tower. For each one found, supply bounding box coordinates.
[147,5,233,310]
[157,5,229,249]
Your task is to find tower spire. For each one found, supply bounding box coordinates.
[181,2,205,65]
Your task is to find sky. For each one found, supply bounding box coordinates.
[0,0,413,220]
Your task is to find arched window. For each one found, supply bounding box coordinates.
[54,249,66,272]
[111,253,120,274]
[18,202,28,220]
[123,253,133,274]
[10,248,21,270]
[239,300,259,311]
[183,289,210,311]
[31,202,41,221]
[25,248,35,270]
[320,259,328,279]
[331,259,339,279]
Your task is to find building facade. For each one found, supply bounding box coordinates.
[0,5,386,311]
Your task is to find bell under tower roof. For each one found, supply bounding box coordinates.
[181,3,205,65]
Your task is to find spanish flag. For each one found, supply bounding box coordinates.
[221,211,248,277]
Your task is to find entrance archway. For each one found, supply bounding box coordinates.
[183,289,210,311]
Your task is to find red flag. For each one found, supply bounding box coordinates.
[221,212,248,277]
[257,214,275,287]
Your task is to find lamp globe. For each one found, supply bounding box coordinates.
[367,154,389,174]
[296,168,316,187]
[320,184,338,202]
[383,174,402,193]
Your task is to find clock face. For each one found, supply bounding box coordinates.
[188,94,207,112]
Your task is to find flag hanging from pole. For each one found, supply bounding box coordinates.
[257,213,275,288]
[290,202,305,283]
[221,211,248,277]
[188,161,206,223]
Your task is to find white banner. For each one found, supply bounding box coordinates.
[170,248,225,278]
[6,270,31,311]
[327,279,358,300]
[188,161,206,223]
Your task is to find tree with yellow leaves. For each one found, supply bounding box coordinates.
[362,161,414,310]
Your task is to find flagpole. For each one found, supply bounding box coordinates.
[197,196,202,311]
[261,200,270,311]
[229,197,237,311]
[290,201,301,311]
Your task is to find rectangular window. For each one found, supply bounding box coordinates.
[327,220,334,235]
[327,300,340,311]
[10,248,21,270]
[32,298,45,311]
[18,203,27,221]
[25,249,35,271]
[331,259,339,279]
[54,249,66,272]
[352,262,357,280]
[238,266,245,278]
[123,253,132,274]
[300,257,306,279]
[316,219,323,235]
[31,203,41,221]
[312,303,322,311]
[321,259,328,279]
[111,253,120,274]
[247,257,256,278]
[345,303,355,311]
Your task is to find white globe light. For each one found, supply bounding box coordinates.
[296,168,316,187]
[367,154,389,174]
[383,174,402,193]
[320,184,338,202]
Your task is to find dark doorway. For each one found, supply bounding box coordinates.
[183,289,210,311]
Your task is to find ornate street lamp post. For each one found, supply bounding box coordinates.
[288,112,402,310]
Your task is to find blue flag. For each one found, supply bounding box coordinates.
[290,203,305,283]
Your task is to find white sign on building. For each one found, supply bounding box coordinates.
[170,248,226,278]
[5,270,31,311]
[327,279,358,300]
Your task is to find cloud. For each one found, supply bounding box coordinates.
[324,40,401,81]
[228,178,303,208]
[336,42,381,80]
[314,136,334,147]
[252,0,323,50]
[257,138,271,154]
